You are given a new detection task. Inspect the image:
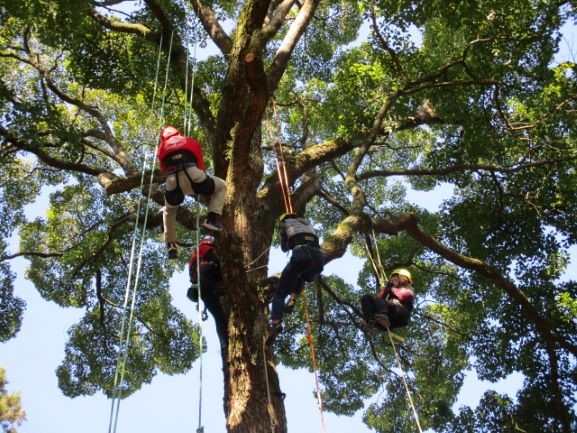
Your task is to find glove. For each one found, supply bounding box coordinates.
[383,282,393,296]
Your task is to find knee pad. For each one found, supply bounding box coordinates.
[165,188,184,205]
[192,176,215,195]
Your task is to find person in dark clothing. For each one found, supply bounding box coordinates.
[187,234,228,346]
[270,213,324,335]
[360,268,415,334]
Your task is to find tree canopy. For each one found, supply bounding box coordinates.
[1,0,577,432]
[0,367,25,433]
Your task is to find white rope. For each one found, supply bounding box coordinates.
[108,30,171,433]
[386,328,423,433]
[262,338,276,433]
[194,210,205,433]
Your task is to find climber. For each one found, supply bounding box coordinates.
[270,213,324,336]
[360,268,415,334]
[187,234,228,346]
[157,125,227,259]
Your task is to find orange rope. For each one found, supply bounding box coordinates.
[274,141,293,214]
[303,291,327,433]
[272,109,325,432]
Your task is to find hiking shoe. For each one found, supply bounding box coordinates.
[374,314,390,329]
[361,321,380,335]
[167,242,178,260]
[285,296,297,314]
[202,219,223,232]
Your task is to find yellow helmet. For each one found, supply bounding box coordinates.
[391,268,412,284]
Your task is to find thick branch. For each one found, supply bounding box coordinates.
[358,156,577,180]
[268,0,321,90]
[261,0,296,42]
[187,0,233,55]
[258,137,357,207]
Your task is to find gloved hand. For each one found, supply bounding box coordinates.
[378,282,393,298]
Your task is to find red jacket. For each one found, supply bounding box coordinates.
[188,240,219,283]
[156,127,205,174]
[378,284,414,304]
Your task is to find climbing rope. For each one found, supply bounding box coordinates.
[181,9,207,430]
[193,209,206,433]
[268,103,293,214]
[362,225,387,288]
[303,290,328,433]
[244,246,271,273]
[386,328,424,433]
[274,140,293,214]
[107,30,173,433]
[262,336,277,433]
[183,10,199,136]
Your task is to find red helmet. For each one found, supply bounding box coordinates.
[160,125,179,140]
[200,234,215,244]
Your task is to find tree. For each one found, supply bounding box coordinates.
[1,0,577,432]
[0,367,25,433]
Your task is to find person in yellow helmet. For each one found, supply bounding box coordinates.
[360,268,415,333]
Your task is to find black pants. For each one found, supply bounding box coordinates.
[271,245,324,322]
[198,265,228,346]
[360,294,411,329]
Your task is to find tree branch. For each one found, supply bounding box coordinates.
[187,0,233,55]
[268,0,321,91]
[357,156,577,180]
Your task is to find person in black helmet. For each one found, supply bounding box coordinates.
[270,213,324,336]
[187,234,228,346]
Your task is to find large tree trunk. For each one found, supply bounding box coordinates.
[218,143,288,432]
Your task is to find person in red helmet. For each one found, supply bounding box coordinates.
[157,126,227,259]
[187,234,228,347]
[360,268,415,333]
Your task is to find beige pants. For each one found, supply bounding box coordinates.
[163,165,227,243]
